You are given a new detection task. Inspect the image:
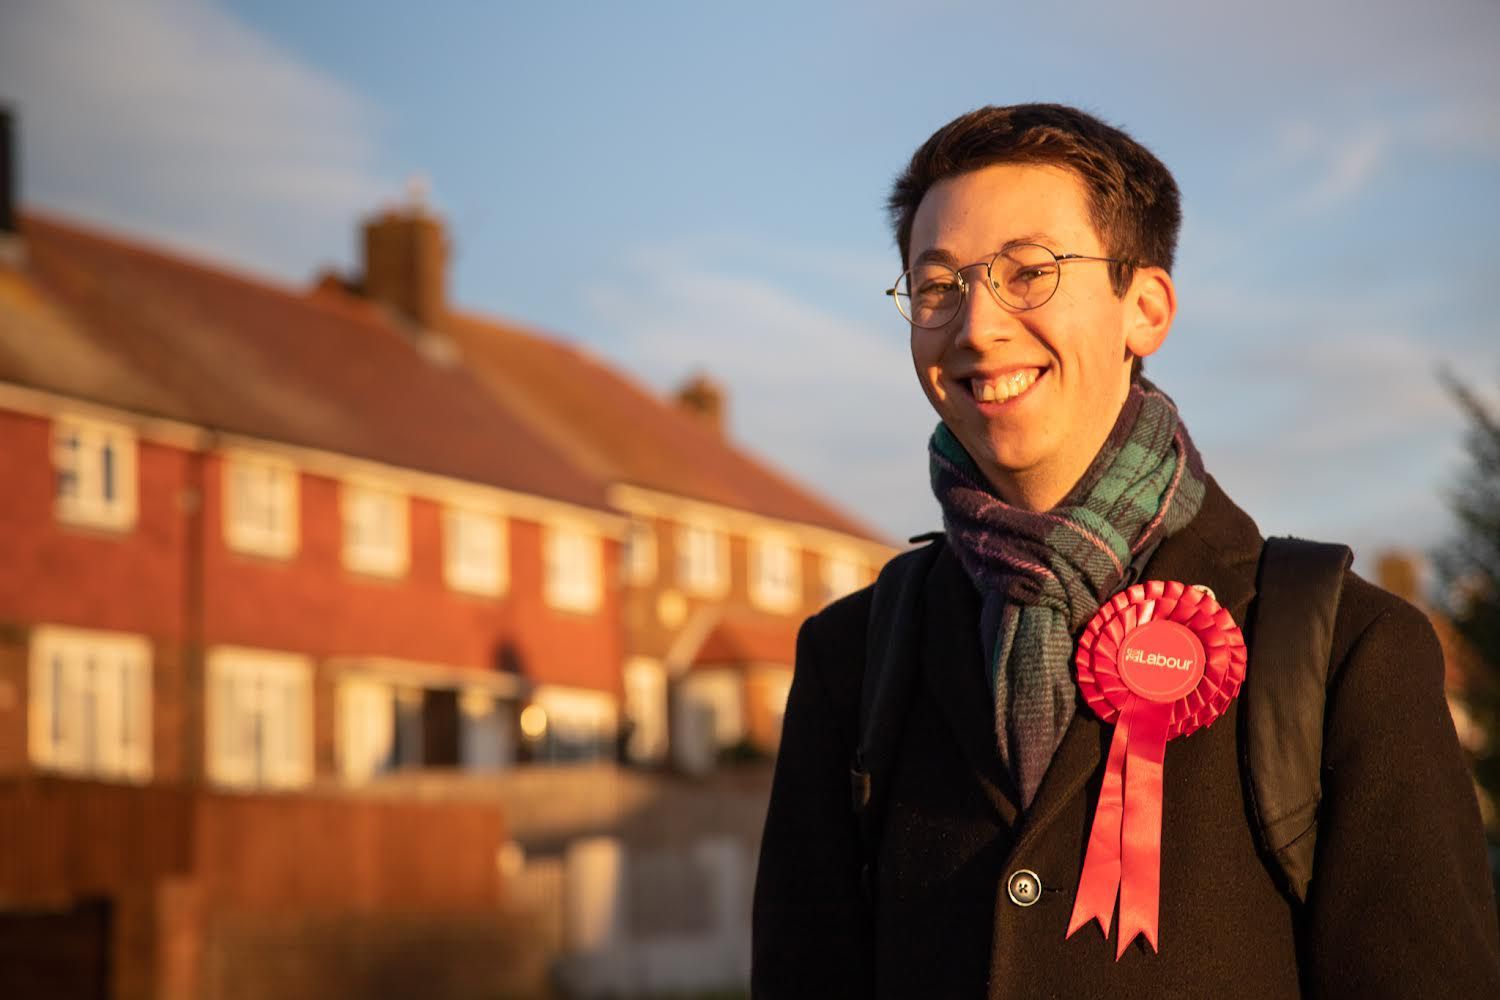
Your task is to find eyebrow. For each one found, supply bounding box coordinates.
[912,231,1057,267]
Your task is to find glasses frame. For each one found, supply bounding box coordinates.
[885,243,1136,328]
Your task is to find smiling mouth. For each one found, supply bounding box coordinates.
[968,368,1044,405]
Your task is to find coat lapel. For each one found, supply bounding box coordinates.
[920,544,1020,823]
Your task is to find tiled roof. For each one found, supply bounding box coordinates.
[692,610,801,668]
[438,310,886,543]
[0,214,611,512]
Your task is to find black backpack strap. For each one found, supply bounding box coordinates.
[1242,536,1352,903]
[851,535,944,901]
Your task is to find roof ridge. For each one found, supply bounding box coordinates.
[8,210,616,514]
[442,311,888,543]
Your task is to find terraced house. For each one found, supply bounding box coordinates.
[0,108,891,997]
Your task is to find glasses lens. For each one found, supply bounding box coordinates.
[897,265,963,327]
[991,244,1060,310]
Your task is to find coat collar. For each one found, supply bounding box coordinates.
[918,475,1263,839]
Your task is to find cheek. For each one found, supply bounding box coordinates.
[911,334,944,383]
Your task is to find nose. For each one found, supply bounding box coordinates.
[950,264,1018,351]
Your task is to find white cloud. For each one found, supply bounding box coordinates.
[0,0,391,282]
[1296,126,1391,215]
[1157,276,1495,559]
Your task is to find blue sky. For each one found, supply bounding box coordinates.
[2,0,1498,571]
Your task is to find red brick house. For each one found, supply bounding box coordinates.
[0,105,893,995]
[0,199,626,994]
[436,288,893,768]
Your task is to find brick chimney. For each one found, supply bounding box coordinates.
[1376,550,1422,605]
[361,177,447,327]
[674,373,727,436]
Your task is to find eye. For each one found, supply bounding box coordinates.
[1007,265,1056,285]
[916,277,959,296]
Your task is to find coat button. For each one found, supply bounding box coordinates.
[1007,869,1042,907]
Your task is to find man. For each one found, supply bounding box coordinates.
[752,104,1500,997]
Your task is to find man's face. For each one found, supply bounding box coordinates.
[907,163,1146,508]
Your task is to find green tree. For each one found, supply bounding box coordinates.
[1437,370,1500,829]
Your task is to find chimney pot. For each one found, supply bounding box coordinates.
[674,374,727,437]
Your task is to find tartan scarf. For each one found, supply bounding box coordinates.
[929,379,1206,808]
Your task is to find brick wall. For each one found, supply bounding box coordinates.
[0,778,517,999]
[0,410,189,640]
[198,454,622,694]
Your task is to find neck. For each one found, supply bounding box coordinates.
[987,465,1075,513]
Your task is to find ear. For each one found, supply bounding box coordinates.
[1123,267,1176,359]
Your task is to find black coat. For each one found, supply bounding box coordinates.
[752,477,1500,998]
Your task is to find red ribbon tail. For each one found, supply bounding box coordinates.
[1116,698,1171,959]
[1066,697,1132,941]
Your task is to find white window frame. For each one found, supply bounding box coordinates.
[341,481,409,578]
[679,669,745,748]
[544,520,603,613]
[676,520,729,597]
[820,549,867,605]
[528,684,619,759]
[623,658,667,764]
[623,518,658,587]
[223,450,299,558]
[750,532,802,613]
[336,675,396,784]
[443,506,508,596]
[206,647,313,790]
[52,415,138,531]
[28,625,152,782]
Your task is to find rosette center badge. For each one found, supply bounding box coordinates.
[1118,619,1205,703]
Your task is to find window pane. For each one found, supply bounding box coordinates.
[56,434,81,500]
[101,442,115,503]
[81,655,98,770]
[118,655,133,754]
[50,651,65,750]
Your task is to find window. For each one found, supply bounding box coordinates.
[523,685,619,763]
[444,507,507,596]
[623,658,667,764]
[52,416,137,530]
[821,550,866,604]
[342,482,408,577]
[337,676,395,783]
[223,452,299,558]
[29,625,152,782]
[337,673,518,784]
[206,647,313,789]
[544,522,602,612]
[676,521,727,596]
[623,518,658,586]
[678,669,745,748]
[750,533,801,612]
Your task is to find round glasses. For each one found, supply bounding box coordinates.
[886,243,1132,328]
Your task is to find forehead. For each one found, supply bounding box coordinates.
[907,163,1100,263]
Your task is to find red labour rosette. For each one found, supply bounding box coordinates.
[1065,579,1246,959]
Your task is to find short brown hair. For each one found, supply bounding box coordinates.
[888,104,1182,296]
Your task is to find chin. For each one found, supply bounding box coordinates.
[980,431,1049,475]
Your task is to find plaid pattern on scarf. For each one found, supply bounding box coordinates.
[929,379,1206,807]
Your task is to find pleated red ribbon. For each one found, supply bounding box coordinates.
[1066,580,1246,959]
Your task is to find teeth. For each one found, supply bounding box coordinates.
[972,369,1040,404]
